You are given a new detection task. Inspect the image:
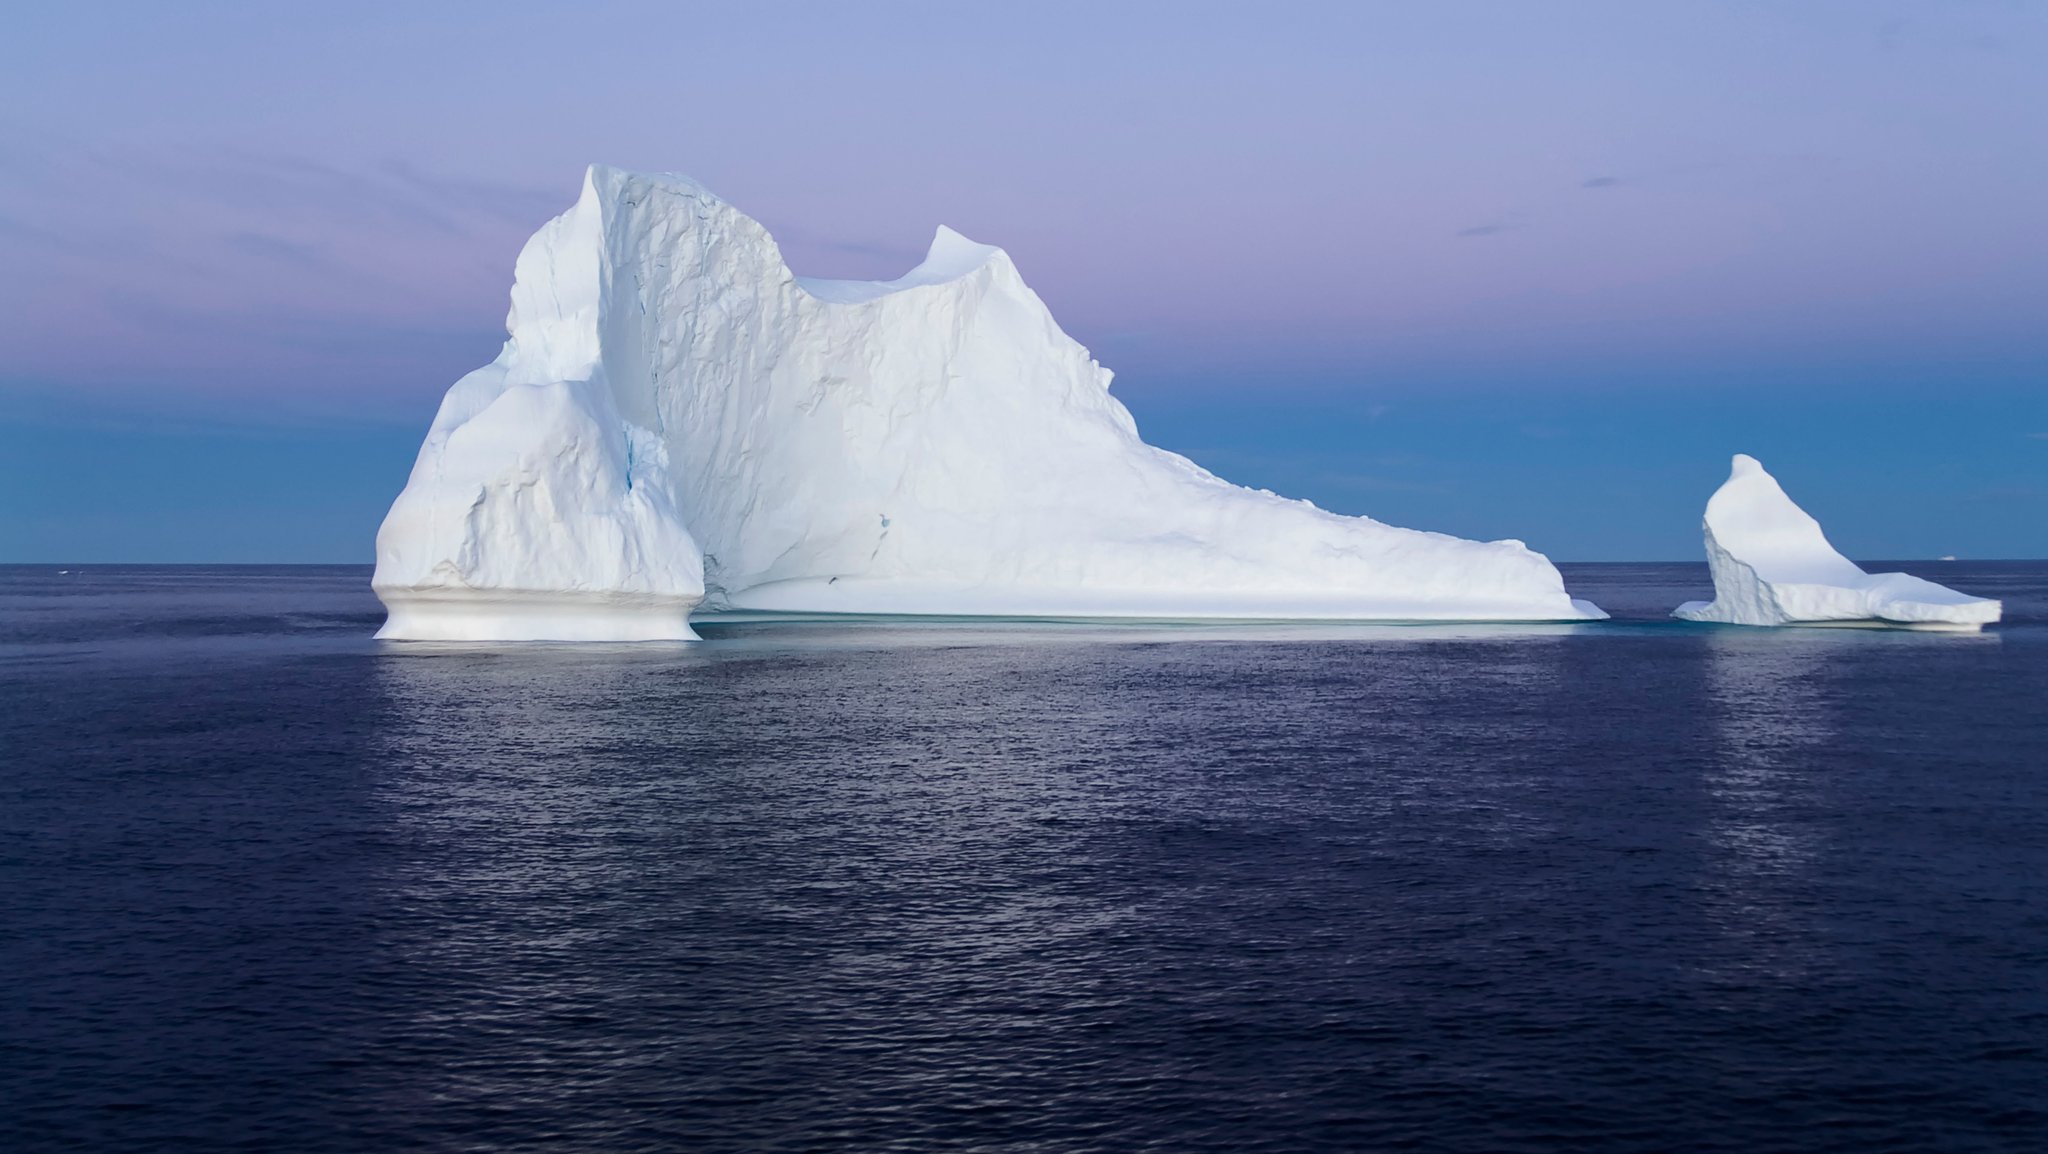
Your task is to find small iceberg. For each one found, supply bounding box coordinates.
[1673,455,2000,630]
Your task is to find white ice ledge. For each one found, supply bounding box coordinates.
[1672,454,2000,630]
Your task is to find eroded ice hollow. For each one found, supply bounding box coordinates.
[1673,455,2000,630]
[373,166,1606,640]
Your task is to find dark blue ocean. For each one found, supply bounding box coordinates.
[3,563,2045,1153]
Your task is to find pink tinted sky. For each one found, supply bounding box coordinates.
[4,1,2042,409]
[1,2,2043,560]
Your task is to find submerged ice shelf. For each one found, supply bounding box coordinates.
[373,166,1605,640]
[1674,455,2000,630]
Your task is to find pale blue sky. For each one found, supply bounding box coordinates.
[2,1,2043,560]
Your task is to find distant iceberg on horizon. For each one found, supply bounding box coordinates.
[372,166,1605,640]
[1674,454,2000,630]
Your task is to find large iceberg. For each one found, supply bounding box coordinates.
[1673,454,1999,630]
[374,166,1605,639]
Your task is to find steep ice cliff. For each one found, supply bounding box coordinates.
[374,166,1604,639]
[1673,455,1999,630]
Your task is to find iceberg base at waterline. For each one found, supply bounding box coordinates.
[375,590,703,642]
[1673,454,2000,631]
[371,372,705,641]
[371,165,1606,640]
[712,578,1606,622]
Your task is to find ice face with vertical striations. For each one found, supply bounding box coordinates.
[1673,454,2000,630]
[372,166,1605,639]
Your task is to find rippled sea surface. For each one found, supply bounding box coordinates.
[3,563,2046,1153]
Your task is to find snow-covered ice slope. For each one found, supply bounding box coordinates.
[1673,455,1999,630]
[374,166,1604,638]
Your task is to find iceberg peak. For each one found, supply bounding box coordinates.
[795,224,1007,304]
[917,224,1004,280]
